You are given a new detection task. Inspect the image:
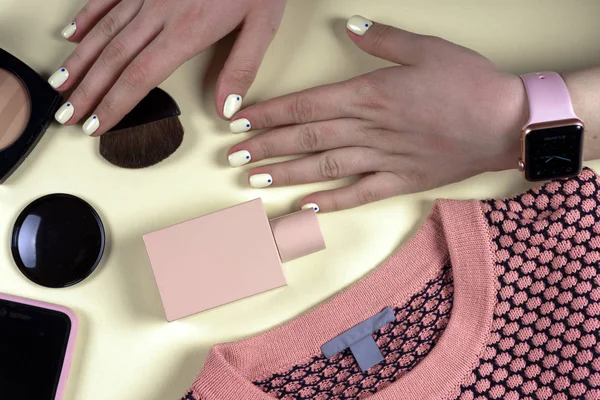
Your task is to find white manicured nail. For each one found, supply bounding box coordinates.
[228,150,251,167]
[82,115,100,136]
[48,67,69,89]
[249,173,273,188]
[54,102,74,124]
[223,94,243,119]
[230,118,251,134]
[61,22,77,39]
[302,203,320,213]
[347,15,373,36]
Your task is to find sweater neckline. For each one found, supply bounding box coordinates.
[193,199,497,400]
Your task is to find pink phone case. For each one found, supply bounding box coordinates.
[0,293,78,400]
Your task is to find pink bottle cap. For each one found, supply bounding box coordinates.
[270,209,325,263]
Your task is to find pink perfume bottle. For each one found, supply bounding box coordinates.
[143,198,325,321]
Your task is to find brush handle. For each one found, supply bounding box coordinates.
[109,87,181,132]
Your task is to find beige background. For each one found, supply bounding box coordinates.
[1,1,600,399]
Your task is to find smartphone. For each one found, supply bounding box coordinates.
[0,293,78,400]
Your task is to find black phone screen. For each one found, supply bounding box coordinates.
[0,299,72,400]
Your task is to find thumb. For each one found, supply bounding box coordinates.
[346,15,444,65]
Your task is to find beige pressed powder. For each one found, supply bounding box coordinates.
[0,68,30,150]
[0,48,63,184]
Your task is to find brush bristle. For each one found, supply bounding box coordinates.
[99,117,184,169]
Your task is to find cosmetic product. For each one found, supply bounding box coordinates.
[99,87,184,169]
[0,48,183,183]
[0,48,62,184]
[142,198,325,321]
[11,194,106,288]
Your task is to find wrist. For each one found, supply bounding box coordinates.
[483,74,528,173]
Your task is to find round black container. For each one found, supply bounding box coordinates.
[11,194,105,288]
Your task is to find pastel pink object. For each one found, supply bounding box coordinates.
[0,293,77,400]
[181,169,600,400]
[520,71,579,125]
[269,209,324,262]
[143,198,325,321]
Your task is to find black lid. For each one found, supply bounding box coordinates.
[11,194,105,288]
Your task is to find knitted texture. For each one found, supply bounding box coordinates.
[181,268,453,400]
[455,169,600,399]
[182,170,600,400]
[253,267,453,399]
[182,391,197,400]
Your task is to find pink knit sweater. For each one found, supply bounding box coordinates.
[183,169,600,400]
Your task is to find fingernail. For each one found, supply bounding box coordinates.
[249,173,273,188]
[82,115,100,136]
[230,118,251,134]
[61,22,77,39]
[302,203,320,213]
[223,94,243,119]
[228,150,251,167]
[54,102,74,124]
[347,15,373,36]
[48,67,69,89]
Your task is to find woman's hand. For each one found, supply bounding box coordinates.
[227,16,528,213]
[49,0,286,135]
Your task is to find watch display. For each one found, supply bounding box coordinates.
[524,124,583,181]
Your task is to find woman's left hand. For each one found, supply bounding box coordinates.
[50,0,286,135]
[227,16,528,213]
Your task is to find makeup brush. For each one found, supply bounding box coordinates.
[99,87,184,169]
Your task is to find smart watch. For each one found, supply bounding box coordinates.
[518,72,584,181]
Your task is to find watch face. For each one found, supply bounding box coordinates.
[525,124,583,181]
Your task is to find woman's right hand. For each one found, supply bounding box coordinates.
[227,16,527,212]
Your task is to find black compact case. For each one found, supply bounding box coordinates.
[0,48,61,184]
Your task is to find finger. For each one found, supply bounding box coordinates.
[59,15,163,126]
[61,0,122,42]
[216,11,283,119]
[51,0,144,92]
[346,15,449,65]
[301,172,403,213]
[231,81,364,131]
[84,33,183,136]
[228,119,368,166]
[247,147,385,188]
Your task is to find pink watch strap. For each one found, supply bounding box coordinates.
[520,72,578,126]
